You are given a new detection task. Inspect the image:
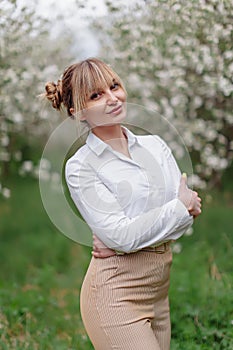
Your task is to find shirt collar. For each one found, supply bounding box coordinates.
[86,131,108,156]
[86,126,142,156]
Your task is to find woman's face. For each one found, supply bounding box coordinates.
[80,80,127,128]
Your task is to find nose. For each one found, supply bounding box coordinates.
[106,89,118,105]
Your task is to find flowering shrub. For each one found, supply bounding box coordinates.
[95,0,233,188]
[0,0,72,197]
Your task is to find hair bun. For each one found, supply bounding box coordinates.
[45,80,63,110]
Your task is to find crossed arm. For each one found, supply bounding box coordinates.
[92,173,202,258]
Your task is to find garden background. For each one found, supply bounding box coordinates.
[0,0,233,349]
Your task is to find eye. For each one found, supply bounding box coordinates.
[90,91,102,100]
[110,82,120,90]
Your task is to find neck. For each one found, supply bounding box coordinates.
[92,124,131,158]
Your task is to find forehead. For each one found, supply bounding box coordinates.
[82,61,119,94]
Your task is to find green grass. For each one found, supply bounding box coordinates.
[0,177,233,349]
[170,191,233,349]
[0,176,92,349]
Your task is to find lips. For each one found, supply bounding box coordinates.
[107,105,122,114]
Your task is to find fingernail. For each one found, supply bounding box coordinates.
[182,172,187,178]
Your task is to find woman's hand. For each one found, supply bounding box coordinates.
[92,234,116,258]
[178,173,202,218]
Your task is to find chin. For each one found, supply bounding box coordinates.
[96,114,127,127]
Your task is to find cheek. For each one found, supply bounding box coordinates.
[85,103,107,121]
[118,90,127,101]
[85,101,105,113]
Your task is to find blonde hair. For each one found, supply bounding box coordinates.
[44,57,126,117]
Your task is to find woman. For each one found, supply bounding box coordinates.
[44,57,201,350]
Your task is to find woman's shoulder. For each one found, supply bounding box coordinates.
[65,143,90,172]
[137,134,168,148]
[137,134,171,157]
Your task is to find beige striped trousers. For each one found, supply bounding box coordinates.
[80,248,173,350]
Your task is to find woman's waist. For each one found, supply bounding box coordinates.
[115,240,173,255]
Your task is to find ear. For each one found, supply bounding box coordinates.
[70,107,86,121]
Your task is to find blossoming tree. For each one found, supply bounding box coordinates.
[0,0,72,197]
[94,0,233,188]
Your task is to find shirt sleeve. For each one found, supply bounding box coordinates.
[65,151,193,253]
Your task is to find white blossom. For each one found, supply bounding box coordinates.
[1,135,9,147]
[97,0,233,188]
[21,160,34,173]
[2,187,11,199]
[172,243,182,254]
[0,0,72,193]
[188,174,206,190]
[184,227,193,236]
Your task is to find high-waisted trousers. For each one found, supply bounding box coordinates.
[80,248,173,350]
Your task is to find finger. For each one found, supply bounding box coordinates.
[180,173,187,189]
[92,251,100,258]
[190,208,202,216]
[92,249,104,256]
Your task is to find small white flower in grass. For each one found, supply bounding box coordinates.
[22,160,33,172]
[172,243,182,254]
[184,227,193,236]
[2,187,11,199]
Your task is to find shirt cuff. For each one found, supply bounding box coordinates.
[175,198,193,226]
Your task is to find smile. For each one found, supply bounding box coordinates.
[107,105,122,115]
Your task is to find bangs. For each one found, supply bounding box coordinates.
[82,61,123,99]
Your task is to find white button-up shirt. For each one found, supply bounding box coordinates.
[65,126,193,253]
